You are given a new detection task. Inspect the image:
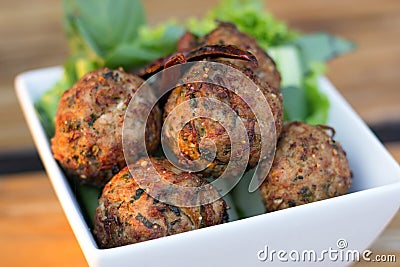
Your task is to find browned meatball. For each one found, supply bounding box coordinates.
[163,60,281,178]
[51,68,161,187]
[197,22,281,91]
[176,31,198,52]
[259,122,352,212]
[162,23,283,178]
[93,158,228,248]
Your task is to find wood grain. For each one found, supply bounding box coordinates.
[0,172,86,267]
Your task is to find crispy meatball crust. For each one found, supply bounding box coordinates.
[51,68,161,187]
[198,22,281,91]
[93,158,228,248]
[163,60,281,178]
[259,122,352,212]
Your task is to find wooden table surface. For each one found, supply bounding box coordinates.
[0,0,399,266]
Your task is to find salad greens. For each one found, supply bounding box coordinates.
[185,0,354,124]
[186,0,297,49]
[267,32,355,124]
[63,0,145,60]
[35,0,355,226]
[36,0,184,135]
[36,0,354,137]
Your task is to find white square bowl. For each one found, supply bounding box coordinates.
[15,66,400,266]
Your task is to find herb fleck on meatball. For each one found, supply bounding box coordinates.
[259,122,352,211]
[93,158,228,248]
[51,68,161,187]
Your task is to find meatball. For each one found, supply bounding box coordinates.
[93,158,228,248]
[51,68,161,187]
[176,31,198,52]
[259,122,352,212]
[191,22,281,91]
[163,59,281,178]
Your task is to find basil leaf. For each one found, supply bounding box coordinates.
[74,184,101,228]
[63,0,146,57]
[105,23,185,69]
[105,44,164,69]
[281,86,308,121]
[294,33,355,73]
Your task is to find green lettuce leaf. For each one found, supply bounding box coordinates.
[304,63,330,125]
[187,0,297,48]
